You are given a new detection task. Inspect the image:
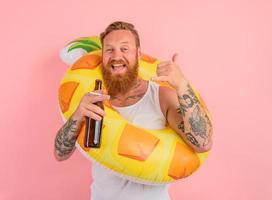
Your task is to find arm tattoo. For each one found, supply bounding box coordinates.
[178,121,203,148]
[187,84,199,104]
[177,84,199,117]
[181,94,194,107]
[189,105,207,139]
[176,83,212,148]
[177,100,187,117]
[55,119,79,157]
[178,120,185,132]
[185,132,200,147]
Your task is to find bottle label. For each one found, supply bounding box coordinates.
[94,120,101,145]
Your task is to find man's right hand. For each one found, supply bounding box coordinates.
[71,90,110,124]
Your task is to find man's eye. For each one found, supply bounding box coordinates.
[105,49,113,52]
[121,48,128,52]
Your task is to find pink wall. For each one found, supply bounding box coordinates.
[1,0,271,199]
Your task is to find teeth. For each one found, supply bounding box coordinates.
[113,64,124,67]
[112,63,126,69]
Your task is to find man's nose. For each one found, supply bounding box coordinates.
[112,49,122,60]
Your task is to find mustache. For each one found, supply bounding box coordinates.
[108,59,129,66]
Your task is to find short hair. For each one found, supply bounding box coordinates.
[100,21,140,48]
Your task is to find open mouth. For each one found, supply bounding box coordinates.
[111,63,127,73]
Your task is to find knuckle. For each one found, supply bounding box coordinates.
[88,111,94,118]
[80,107,85,114]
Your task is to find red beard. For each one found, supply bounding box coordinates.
[102,58,139,96]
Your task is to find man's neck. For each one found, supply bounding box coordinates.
[110,78,148,107]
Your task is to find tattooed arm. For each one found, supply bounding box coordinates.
[54,118,82,161]
[154,53,213,152]
[177,82,213,152]
[54,91,110,161]
[159,82,213,152]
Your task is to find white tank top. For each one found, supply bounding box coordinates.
[91,81,171,200]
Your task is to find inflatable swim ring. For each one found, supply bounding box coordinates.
[58,36,210,185]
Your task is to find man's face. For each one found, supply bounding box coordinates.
[102,30,140,95]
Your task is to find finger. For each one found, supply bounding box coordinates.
[157,61,172,68]
[172,53,179,64]
[88,90,107,97]
[152,76,169,82]
[156,68,169,76]
[86,93,110,103]
[83,110,103,121]
[93,89,108,95]
[156,65,168,74]
[88,91,102,96]
[83,103,105,117]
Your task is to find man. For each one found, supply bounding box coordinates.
[54,21,213,200]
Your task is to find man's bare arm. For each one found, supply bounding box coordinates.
[54,118,81,161]
[154,53,213,152]
[54,92,109,161]
[160,83,213,152]
[176,83,213,152]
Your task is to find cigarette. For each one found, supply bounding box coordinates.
[89,92,102,96]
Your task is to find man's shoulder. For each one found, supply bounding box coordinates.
[158,85,178,113]
[159,85,176,96]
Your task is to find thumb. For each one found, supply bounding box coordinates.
[172,53,179,64]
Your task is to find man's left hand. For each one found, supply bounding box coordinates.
[153,53,188,91]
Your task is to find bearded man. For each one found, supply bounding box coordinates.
[54,21,213,200]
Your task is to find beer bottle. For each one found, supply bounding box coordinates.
[84,79,104,148]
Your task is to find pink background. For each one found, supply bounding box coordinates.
[1,0,271,199]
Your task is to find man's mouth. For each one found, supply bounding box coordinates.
[111,63,126,69]
[111,63,127,73]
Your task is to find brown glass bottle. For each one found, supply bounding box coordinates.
[84,79,104,148]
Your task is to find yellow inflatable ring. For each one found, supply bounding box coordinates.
[58,36,209,185]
